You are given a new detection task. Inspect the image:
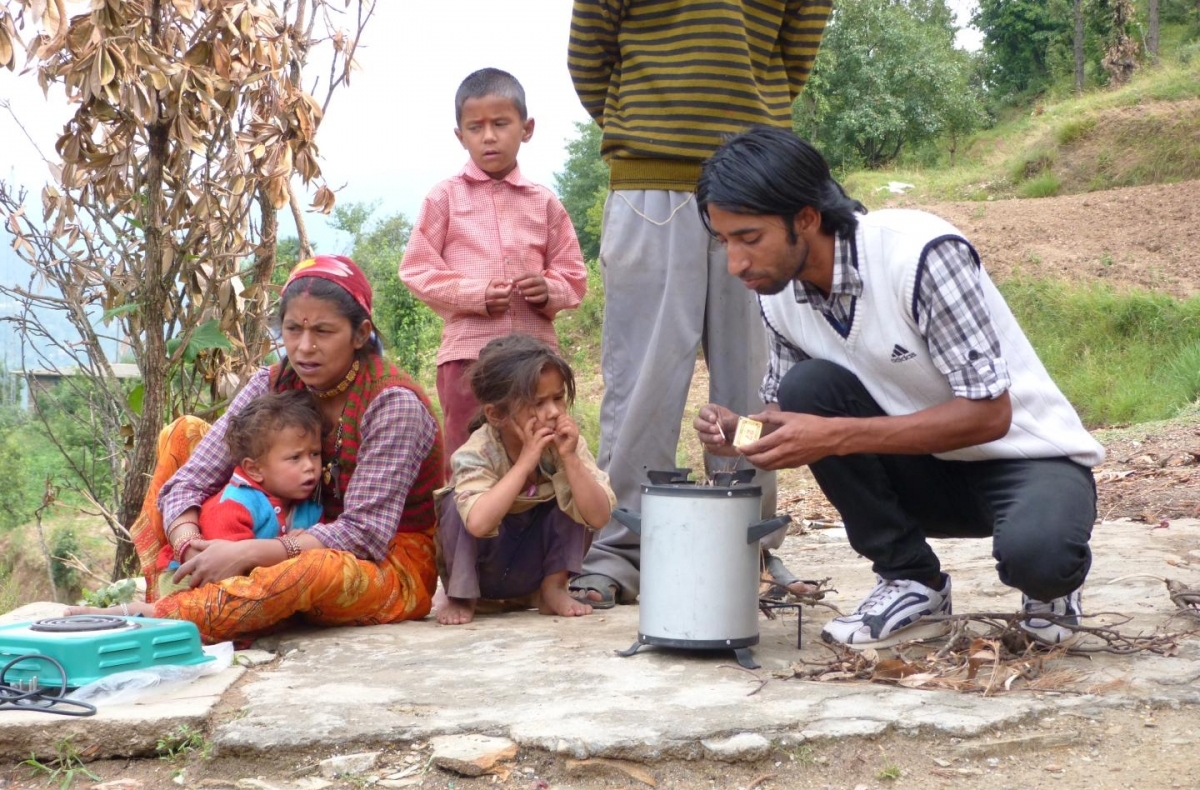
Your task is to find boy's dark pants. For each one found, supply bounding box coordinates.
[777,359,1095,602]
[438,493,590,601]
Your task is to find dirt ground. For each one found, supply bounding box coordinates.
[2,701,1198,790]
[929,181,1200,526]
[4,182,1200,790]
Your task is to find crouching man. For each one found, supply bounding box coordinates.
[692,126,1104,650]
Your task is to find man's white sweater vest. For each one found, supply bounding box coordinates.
[759,210,1104,466]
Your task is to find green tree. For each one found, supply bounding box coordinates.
[0,403,31,529]
[973,0,1073,101]
[330,204,439,376]
[794,0,984,169]
[553,121,609,261]
[273,237,303,286]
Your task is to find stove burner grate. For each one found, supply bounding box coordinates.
[29,615,132,633]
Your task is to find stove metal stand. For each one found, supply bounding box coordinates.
[618,632,762,670]
[617,597,805,670]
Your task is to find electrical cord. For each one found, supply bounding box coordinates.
[0,655,97,716]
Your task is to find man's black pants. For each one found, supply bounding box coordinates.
[777,359,1095,602]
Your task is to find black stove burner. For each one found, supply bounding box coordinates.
[29,615,132,633]
[646,468,693,485]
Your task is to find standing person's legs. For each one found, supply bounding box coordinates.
[436,360,480,478]
[583,190,708,602]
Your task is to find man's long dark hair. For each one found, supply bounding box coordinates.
[697,126,865,242]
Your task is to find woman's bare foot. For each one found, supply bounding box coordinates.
[537,571,594,617]
[63,602,155,617]
[433,588,476,625]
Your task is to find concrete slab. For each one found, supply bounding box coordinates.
[0,603,245,760]
[2,519,1198,763]
[216,518,1200,760]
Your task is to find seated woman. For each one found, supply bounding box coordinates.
[69,255,444,643]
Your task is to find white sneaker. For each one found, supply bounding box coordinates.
[821,574,952,649]
[1020,588,1082,645]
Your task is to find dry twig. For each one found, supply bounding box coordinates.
[718,664,770,696]
[782,603,1200,695]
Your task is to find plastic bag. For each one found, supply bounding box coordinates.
[66,641,234,706]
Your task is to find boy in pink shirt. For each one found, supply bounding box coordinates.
[401,68,588,471]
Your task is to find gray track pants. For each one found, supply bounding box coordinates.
[583,190,780,602]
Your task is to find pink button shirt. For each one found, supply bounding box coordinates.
[400,161,588,364]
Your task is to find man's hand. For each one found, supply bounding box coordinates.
[513,272,549,307]
[736,410,836,470]
[693,404,741,458]
[485,278,515,315]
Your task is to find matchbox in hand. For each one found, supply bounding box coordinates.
[733,417,762,448]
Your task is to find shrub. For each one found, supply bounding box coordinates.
[1018,171,1061,197]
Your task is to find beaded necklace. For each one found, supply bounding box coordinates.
[313,360,360,500]
[321,415,345,499]
[308,359,360,400]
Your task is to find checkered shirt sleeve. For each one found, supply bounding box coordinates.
[160,369,269,528]
[914,239,1011,400]
[759,305,810,406]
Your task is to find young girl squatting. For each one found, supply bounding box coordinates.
[434,334,615,625]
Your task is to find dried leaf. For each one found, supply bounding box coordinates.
[42,0,63,39]
[872,658,922,679]
[171,0,196,20]
[310,184,336,214]
[98,46,115,85]
[182,41,210,67]
[566,758,656,787]
[896,672,941,688]
[817,670,863,682]
[0,26,13,70]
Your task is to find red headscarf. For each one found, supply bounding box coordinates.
[285,255,373,316]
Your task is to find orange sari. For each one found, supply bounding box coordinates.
[133,408,438,644]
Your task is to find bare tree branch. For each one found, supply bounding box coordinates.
[0,0,376,580]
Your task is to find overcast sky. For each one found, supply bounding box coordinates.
[0,1,980,253]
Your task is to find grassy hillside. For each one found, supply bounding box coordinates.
[843,58,1200,206]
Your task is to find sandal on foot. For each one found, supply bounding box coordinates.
[568,573,620,609]
[762,550,820,598]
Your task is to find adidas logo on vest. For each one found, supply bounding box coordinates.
[890,344,917,363]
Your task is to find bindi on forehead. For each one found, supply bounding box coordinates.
[284,313,340,328]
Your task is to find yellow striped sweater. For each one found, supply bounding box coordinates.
[568,0,832,191]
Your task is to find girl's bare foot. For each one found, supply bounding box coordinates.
[537,571,593,617]
[63,602,155,617]
[433,588,476,625]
